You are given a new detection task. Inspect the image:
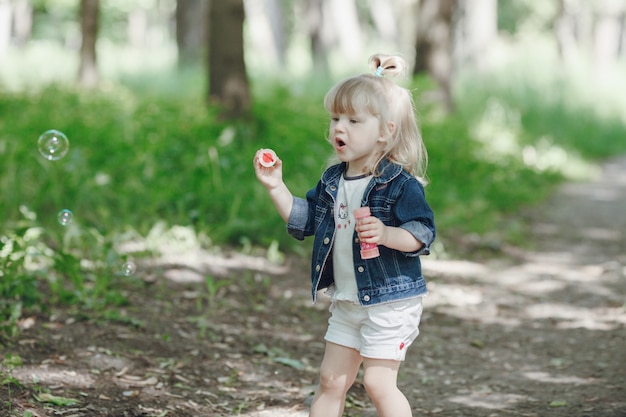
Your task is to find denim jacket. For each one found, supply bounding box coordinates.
[288,159,436,305]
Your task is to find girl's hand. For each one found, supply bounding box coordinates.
[253,149,284,190]
[356,216,424,252]
[253,149,294,223]
[355,216,388,246]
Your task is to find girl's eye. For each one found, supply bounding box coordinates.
[350,119,358,124]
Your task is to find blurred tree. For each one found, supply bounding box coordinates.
[554,0,625,79]
[455,0,497,71]
[414,0,499,113]
[0,1,9,64]
[244,0,285,68]
[208,0,251,118]
[12,0,33,46]
[176,0,207,67]
[327,0,363,66]
[127,5,148,48]
[591,0,625,78]
[78,0,99,88]
[305,0,331,75]
[367,0,399,44]
[554,0,585,66]
[413,0,456,113]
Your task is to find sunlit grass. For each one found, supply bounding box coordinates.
[470,98,600,180]
[0,40,179,92]
[457,32,626,162]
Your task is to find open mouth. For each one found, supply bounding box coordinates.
[335,138,346,149]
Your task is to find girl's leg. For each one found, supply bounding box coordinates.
[309,342,362,417]
[362,358,412,417]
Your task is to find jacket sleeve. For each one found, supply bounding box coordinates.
[394,179,436,257]
[287,181,323,241]
[287,196,309,240]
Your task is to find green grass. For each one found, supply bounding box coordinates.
[1,61,626,337]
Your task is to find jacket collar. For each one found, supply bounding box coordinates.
[321,159,403,186]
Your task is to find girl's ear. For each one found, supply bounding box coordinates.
[379,121,396,142]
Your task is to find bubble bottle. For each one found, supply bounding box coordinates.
[353,206,380,259]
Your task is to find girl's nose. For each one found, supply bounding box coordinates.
[334,120,345,132]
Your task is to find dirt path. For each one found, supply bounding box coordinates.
[406,155,626,417]
[1,156,625,417]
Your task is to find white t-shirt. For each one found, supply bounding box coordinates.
[332,173,372,303]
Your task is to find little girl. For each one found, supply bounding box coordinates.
[253,53,436,417]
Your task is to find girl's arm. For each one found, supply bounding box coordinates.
[356,177,435,254]
[266,182,293,223]
[356,218,423,252]
[253,150,293,223]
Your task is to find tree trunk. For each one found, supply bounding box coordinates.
[413,0,456,113]
[592,0,625,79]
[208,0,251,119]
[327,0,363,66]
[266,0,285,65]
[0,1,11,65]
[555,0,581,66]
[176,0,207,67]
[13,0,33,46]
[367,0,398,43]
[305,0,330,76]
[127,7,148,48]
[78,0,99,88]
[555,0,625,78]
[243,0,285,69]
[455,0,497,71]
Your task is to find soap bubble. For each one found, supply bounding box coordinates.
[38,130,70,161]
[57,209,73,226]
[121,261,136,276]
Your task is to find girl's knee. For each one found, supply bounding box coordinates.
[318,369,353,395]
[362,364,400,400]
[363,372,389,398]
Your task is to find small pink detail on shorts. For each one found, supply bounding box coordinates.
[399,342,405,350]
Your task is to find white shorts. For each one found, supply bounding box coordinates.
[324,297,423,361]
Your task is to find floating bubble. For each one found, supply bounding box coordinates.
[57,209,73,226]
[38,129,70,161]
[121,261,136,276]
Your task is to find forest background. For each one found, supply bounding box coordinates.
[1,0,626,345]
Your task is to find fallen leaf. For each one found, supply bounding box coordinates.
[34,392,79,406]
[117,375,158,387]
[274,357,305,369]
[470,339,484,348]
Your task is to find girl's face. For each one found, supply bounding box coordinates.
[329,111,385,176]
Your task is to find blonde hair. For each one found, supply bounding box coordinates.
[323,53,428,184]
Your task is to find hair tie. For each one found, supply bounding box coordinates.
[374,66,384,77]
